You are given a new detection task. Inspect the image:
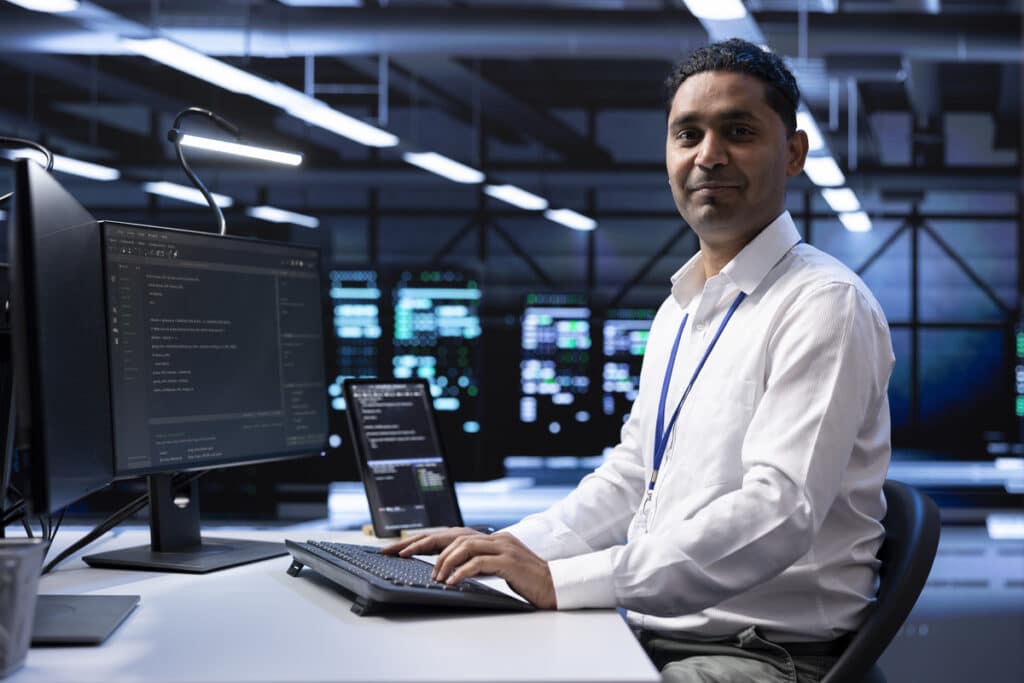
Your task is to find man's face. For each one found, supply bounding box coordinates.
[666,71,807,248]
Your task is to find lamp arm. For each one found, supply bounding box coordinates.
[166,107,241,236]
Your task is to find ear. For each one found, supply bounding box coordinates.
[785,129,810,178]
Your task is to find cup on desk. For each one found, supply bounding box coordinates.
[0,538,47,678]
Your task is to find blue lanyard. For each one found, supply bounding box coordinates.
[650,291,746,492]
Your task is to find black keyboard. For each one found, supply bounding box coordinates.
[285,540,536,616]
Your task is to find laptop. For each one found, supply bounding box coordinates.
[342,378,464,538]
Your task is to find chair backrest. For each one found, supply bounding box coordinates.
[821,480,941,683]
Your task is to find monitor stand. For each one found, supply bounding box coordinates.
[82,474,287,573]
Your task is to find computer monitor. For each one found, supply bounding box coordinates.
[7,159,328,574]
[8,160,115,516]
[6,158,139,644]
[83,220,328,572]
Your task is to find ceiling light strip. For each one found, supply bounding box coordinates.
[838,211,872,233]
[178,134,302,166]
[143,181,234,208]
[246,205,320,229]
[483,184,549,211]
[545,208,597,231]
[2,149,121,181]
[402,152,484,184]
[123,38,398,148]
[5,0,79,13]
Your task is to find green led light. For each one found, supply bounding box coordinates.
[1017,333,1024,357]
[1017,396,1024,417]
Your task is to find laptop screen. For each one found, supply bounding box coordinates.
[345,380,462,536]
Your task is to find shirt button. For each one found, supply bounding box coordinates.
[695,322,706,332]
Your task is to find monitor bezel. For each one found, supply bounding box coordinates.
[98,219,328,480]
[342,377,464,537]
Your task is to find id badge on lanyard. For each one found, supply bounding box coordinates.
[637,291,746,532]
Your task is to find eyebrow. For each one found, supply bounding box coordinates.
[669,109,759,131]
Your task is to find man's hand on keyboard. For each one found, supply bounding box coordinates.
[432,533,556,610]
[381,527,483,558]
[382,528,557,609]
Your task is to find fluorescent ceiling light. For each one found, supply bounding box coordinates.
[123,38,285,102]
[122,38,398,148]
[52,155,121,181]
[246,206,320,229]
[839,211,872,233]
[285,101,397,148]
[802,155,845,187]
[178,134,302,166]
[143,181,233,208]
[796,109,826,153]
[544,208,597,231]
[402,152,484,184]
[5,0,79,12]
[2,148,120,181]
[484,184,548,211]
[683,0,748,21]
[821,188,861,213]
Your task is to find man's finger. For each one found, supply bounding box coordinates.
[396,534,446,557]
[433,533,477,577]
[433,537,503,581]
[445,555,500,585]
[381,534,428,556]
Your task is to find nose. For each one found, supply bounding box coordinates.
[695,131,728,170]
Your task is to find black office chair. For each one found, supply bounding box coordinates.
[821,480,941,683]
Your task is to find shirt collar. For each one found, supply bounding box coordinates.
[670,211,801,308]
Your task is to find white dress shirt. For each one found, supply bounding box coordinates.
[503,211,895,642]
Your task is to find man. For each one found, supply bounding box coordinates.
[385,38,894,683]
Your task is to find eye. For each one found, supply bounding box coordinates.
[675,129,701,144]
[730,125,755,137]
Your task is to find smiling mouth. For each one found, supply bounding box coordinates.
[692,184,740,191]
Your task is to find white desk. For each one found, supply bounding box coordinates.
[12,526,660,683]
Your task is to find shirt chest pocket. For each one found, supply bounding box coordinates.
[671,374,757,489]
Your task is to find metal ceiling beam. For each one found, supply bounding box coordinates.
[0,8,1018,62]
[388,55,611,164]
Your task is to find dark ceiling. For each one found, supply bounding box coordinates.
[0,0,1019,235]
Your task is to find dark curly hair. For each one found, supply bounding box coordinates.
[664,38,800,136]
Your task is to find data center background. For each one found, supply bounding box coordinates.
[0,1,1020,518]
